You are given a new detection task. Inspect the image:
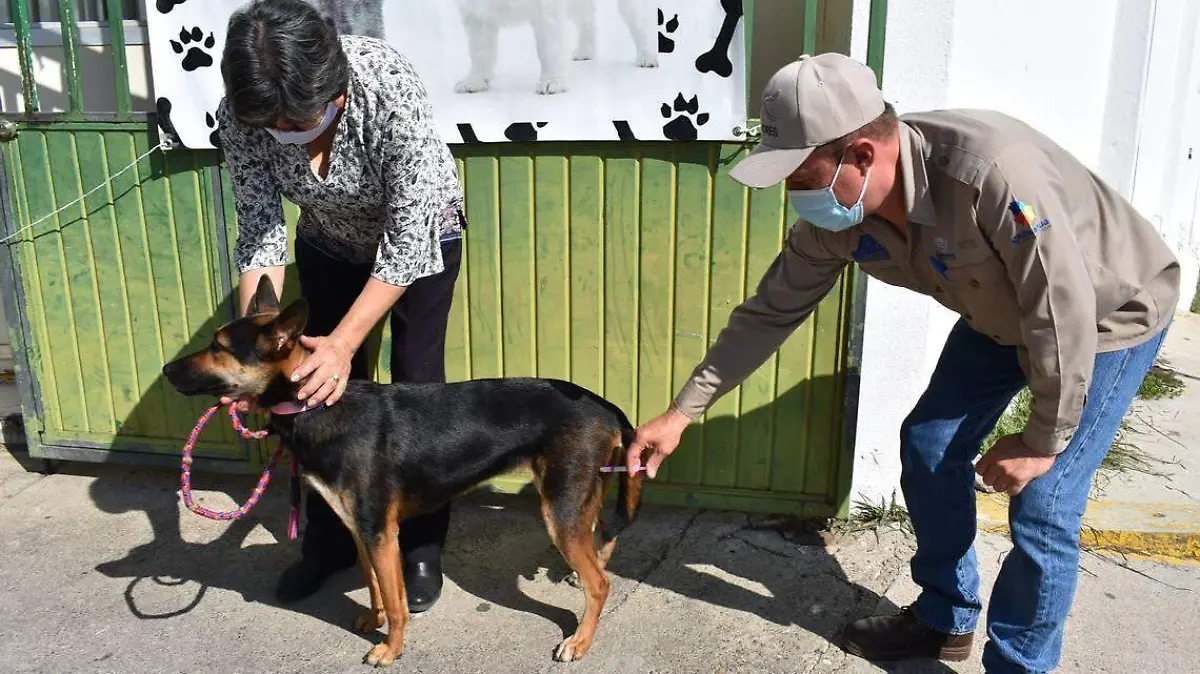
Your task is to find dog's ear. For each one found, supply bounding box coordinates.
[246,275,281,316]
[263,298,309,357]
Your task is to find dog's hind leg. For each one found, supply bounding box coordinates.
[543,485,609,662]
[533,0,570,94]
[455,13,498,93]
[571,0,596,61]
[358,1,385,40]
[618,0,658,67]
[595,521,618,571]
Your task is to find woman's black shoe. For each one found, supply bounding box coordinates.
[404,560,444,613]
[275,554,354,604]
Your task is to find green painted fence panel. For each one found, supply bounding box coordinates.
[2,126,254,466]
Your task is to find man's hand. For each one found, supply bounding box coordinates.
[625,406,694,479]
[975,433,1057,496]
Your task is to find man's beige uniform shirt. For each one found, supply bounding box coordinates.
[675,109,1180,455]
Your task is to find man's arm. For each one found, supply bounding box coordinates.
[628,221,847,476]
[978,143,1097,455]
[673,223,849,419]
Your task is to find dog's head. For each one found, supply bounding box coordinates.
[161,276,308,400]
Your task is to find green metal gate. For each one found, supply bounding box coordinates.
[0,0,887,517]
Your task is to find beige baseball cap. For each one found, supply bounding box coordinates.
[730,53,885,188]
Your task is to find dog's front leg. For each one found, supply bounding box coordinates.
[353,536,385,633]
[455,14,497,93]
[363,526,408,667]
[571,0,596,61]
[618,0,658,67]
[533,1,570,94]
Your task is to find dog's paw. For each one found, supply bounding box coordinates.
[573,42,595,61]
[364,643,401,667]
[535,78,568,95]
[454,76,491,94]
[554,634,592,662]
[565,570,583,589]
[637,51,660,68]
[354,609,385,633]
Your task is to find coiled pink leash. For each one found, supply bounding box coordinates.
[179,404,300,540]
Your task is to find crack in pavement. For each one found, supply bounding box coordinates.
[599,510,706,617]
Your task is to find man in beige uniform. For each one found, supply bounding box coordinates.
[626,54,1179,673]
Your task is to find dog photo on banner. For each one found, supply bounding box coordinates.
[145,0,749,148]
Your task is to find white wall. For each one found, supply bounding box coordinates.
[850,0,1200,507]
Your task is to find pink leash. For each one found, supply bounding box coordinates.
[179,404,301,540]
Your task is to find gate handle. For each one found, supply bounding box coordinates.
[0,120,17,143]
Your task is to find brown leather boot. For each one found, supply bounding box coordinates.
[840,606,974,662]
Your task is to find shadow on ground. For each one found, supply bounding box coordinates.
[79,458,953,673]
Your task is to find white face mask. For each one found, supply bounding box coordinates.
[266,101,339,145]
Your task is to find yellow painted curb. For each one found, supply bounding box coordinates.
[976,493,1200,563]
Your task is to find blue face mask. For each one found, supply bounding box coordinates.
[788,157,871,232]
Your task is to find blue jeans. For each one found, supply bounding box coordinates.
[901,319,1169,674]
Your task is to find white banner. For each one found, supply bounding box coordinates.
[145,0,748,148]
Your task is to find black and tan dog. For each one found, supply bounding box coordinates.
[161,276,643,667]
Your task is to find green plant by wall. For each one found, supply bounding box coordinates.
[979,365,1184,478]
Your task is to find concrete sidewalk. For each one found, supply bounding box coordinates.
[1,451,1197,674]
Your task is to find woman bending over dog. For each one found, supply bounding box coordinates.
[216,0,465,613]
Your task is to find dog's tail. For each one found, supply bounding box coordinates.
[603,422,644,541]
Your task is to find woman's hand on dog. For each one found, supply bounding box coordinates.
[291,334,355,407]
[625,405,694,479]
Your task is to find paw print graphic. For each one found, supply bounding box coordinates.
[170,27,215,72]
[661,94,709,141]
[658,10,679,54]
[205,112,221,149]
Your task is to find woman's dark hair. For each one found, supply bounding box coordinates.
[221,0,350,127]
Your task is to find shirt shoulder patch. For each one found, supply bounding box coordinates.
[1007,199,1051,244]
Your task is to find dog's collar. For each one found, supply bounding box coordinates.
[268,401,322,416]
